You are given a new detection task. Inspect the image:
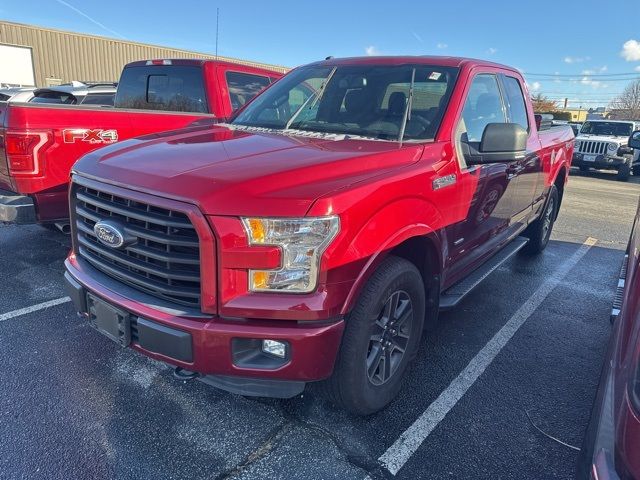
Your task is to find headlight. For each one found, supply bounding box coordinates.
[608,142,618,151]
[574,140,581,150]
[241,216,340,293]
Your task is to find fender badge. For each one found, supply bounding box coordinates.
[432,174,457,190]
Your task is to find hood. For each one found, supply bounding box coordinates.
[74,125,424,216]
[577,134,627,145]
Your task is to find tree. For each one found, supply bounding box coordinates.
[530,93,558,113]
[609,80,640,120]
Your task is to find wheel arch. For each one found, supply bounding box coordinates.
[340,227,444,328]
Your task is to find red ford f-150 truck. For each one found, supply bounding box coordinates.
[0,59,284,229]
[64,56,574,414]
[578,129,640,480]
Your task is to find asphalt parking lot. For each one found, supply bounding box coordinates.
[0,169,637,480]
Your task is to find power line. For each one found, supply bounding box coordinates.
[527,76,640,82]
[525,71,640,77]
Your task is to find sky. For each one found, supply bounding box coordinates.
[2,0,640,109]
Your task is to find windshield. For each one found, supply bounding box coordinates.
[231,64,459,141]
[580,121,633,137]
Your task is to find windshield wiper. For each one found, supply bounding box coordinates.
[398,67,416,147]
[285,67,337,130]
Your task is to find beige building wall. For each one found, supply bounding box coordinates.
[0,20,288,87]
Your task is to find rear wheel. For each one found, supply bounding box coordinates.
[322,256,425,415]
[523,185,558,255]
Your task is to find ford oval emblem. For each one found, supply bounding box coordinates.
[94,220,126,248]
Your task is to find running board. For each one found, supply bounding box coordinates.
[610,254,628,324]
[439,236,529,310]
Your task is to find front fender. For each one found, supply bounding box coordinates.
[335,197,444,315]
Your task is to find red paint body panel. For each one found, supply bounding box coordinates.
[581,199,640,479]
[65,56,574,383]
[65,254,343,381]
[0,59,283,223]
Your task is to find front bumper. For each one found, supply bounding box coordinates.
[64,256,345,397]
[0,189,36,223]
[573,153,629,170]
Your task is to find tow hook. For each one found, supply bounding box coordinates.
[173,367,200,381]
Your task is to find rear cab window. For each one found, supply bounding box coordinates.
[226,71,271,111]
[115,65,208,113]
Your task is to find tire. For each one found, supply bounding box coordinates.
[617,163,631,181]
[322,256,426,415]
[632,165,640,177]
[579,165,590,173]
[523,185,558,255]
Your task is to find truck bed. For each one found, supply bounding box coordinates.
[0,102,213,221]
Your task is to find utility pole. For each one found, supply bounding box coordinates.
[215,8,219,60]
[564,97,568,110]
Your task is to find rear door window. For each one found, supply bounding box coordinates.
[115,65,208,113]
[226,71,271,111]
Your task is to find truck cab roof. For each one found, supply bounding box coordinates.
[123,58,288,76]
[311,55,521,74]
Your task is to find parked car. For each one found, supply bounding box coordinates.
[29,81,117,106]
[0,82,116,105]
[0,86,36,102]
[577,131,640,480]
[0,59,284,229]
[63,56,574,415]
[572,120,639,181]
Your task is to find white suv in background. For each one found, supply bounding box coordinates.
[0,81,116,106]
[573,120,639,181]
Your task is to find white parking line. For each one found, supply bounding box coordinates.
[374,237,598,476]
[0,296,71,322]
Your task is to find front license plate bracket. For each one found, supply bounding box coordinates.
[87,294,131,347]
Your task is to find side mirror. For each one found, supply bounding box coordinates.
[629,130,640,150]
[476,123,528,162]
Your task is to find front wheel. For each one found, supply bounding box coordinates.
[322,256,425,415]
[523,185,558,255]
[617,163,631,181]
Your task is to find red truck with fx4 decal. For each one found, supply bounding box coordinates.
[64,56,574,414]
[0,59,284,228]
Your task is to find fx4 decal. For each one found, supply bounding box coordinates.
[63,129,118,144]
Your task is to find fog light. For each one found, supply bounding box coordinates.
[262,339,287,358]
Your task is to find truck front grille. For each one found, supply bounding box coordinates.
[577,140,608,155]
[73,184,201,308]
